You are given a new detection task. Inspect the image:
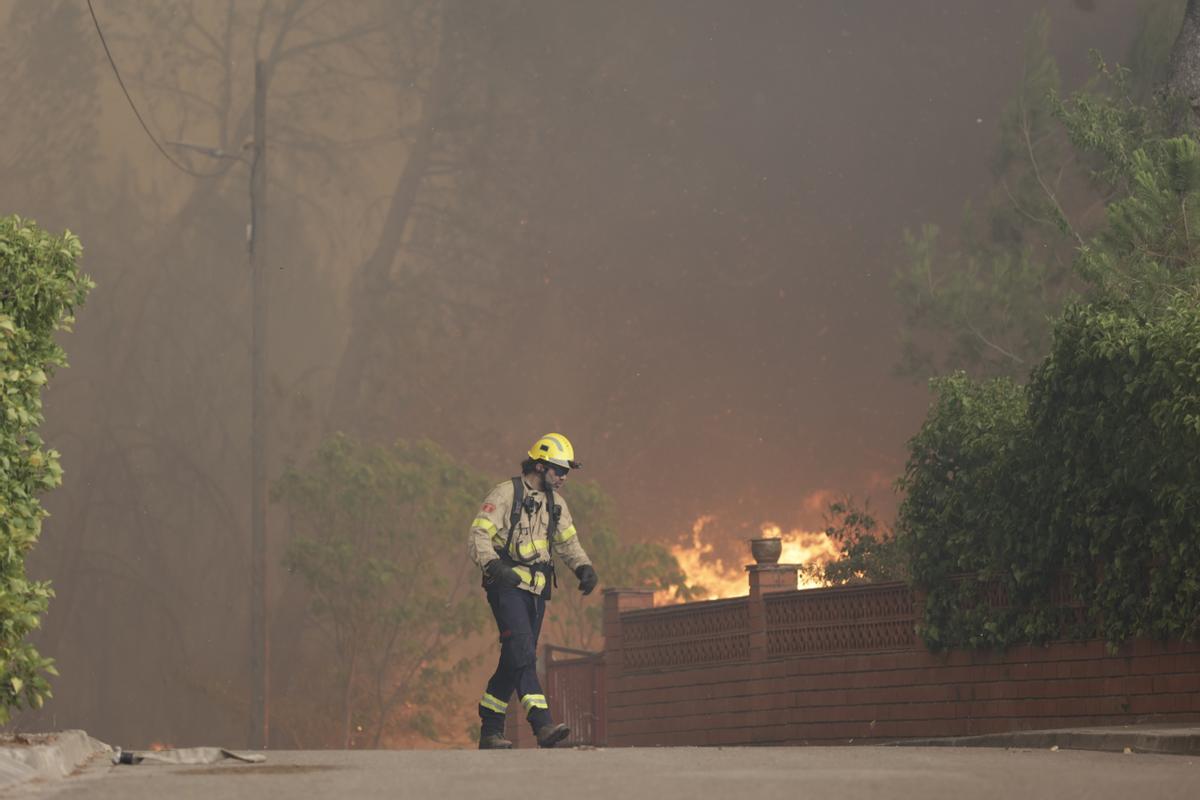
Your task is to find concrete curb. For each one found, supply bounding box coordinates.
[0,730,112,791]
[891,725,1200,756]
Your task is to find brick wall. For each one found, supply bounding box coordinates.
[602,574,1200,746]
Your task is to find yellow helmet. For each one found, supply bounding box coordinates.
[527,432,581,470]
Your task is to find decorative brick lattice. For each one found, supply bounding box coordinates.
[621,598,750,671]
[765,583,916,657]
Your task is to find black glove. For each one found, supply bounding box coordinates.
[575,564,598,595]
[485,560,522,589]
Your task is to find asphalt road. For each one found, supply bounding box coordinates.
[15,746,1200,799]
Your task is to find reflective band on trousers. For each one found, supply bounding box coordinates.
[520,693,548,712]
[480,692,508,714]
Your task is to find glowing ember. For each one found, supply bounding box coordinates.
[656,516,841,604]
[148,742,173,751]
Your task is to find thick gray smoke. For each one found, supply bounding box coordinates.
[0,0,1138,747]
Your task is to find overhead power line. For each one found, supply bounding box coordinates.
[86,0,223,179]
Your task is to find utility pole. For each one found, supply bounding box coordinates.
[165,58,272,752]
[248,58,270,750]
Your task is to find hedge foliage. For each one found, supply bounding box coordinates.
[897,373,1064,651]
[900,64,1200,650]
[1030,299,1200,645]
[903,298,1200,650]
[273,434,497,745]
[0,215,92,721]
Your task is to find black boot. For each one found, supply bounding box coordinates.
[536,723,570,749]
[479,732,513,750]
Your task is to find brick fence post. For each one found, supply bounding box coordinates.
[746,564,799,661]
[603,588,655,677]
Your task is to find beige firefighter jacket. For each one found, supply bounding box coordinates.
[468,478,592,596]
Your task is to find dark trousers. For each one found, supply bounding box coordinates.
[478,584,553,736]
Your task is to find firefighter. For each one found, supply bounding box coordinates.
[468,432,600,750]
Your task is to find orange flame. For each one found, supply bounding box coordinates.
[656,516,841,604]
[763,523,842,583]
[148,742,173,752]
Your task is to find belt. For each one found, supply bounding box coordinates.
[491,554,557,599]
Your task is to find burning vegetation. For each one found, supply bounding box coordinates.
[656,516,843,604]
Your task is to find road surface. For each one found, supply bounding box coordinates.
[15,745,1200,799]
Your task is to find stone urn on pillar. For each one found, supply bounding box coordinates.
[745,537,798,661]
[749,536,782,565]
[746,537,797,598]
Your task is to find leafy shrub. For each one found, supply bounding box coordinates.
[1029,297,1200,644]
[0,215,92,720]
[900,299,1200,650]
[897,374,1066,650]
[897,52,1200,651]
[272,434,492,747]
[816,497,909,587]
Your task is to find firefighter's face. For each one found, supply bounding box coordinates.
[542,463,569,491]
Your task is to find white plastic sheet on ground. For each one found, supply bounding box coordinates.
[113,747,266,765]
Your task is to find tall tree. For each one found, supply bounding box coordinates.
[893,2,1190,381]
[0,0,102,214]
[1166,0,1200,129]
[6,0,471,746]
[893,13,1087,380]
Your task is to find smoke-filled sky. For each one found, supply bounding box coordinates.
[0,0,1149,746]
[6,1,1137,541]
[259,0,1143,550]
[503,0,1136,543]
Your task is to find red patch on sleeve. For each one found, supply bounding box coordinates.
[481,503,496,513]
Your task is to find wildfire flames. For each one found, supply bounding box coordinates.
[656,515,841,604]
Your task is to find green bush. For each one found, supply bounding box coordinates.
[898,374,1066,650]
[272,434,493,747]
[0,215,92,720]
[897,53,1200,651]
[1030,298,1200,644]
[815,497,909,587]
[900,298,1200,650]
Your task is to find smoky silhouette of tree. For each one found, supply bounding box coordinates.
[0,0,470,745]
[894,12,1092,380]
[0,1,102,207]
[443,1,725,471]
[103,0,449,744]
[108,0,552,438]
[893,2,1190,381]
[51,0,553,745]
[1166,0,1200,133]
[0,0,243,742]
[320,1,584,443]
